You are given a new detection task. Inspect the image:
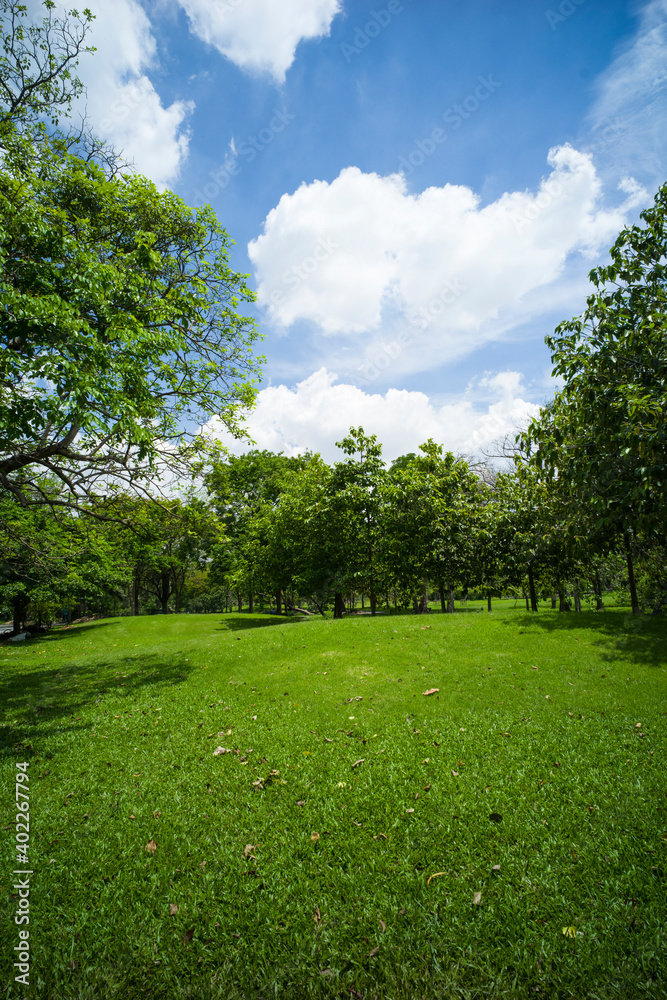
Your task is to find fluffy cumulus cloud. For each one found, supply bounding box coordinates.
[586,0,667,187]
[248,146,647,377]
[204,367,541,464]
[62,0,192,186]
[177,0,342,82]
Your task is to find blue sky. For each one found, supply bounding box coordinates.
[67,0,666,460]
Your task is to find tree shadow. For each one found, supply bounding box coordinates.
[0,644,196,762]
[216,614,309,633]
[499,609,667,668]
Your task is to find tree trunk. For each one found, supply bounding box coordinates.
[448,590,455,614]
[248,590,254,613]
[558,589,571,612]
[237,591,242,613]
[487,593,492,612]
[523,589,530,611]
[12,596,26,633]
[527,564,538,612]
[361,593,364,610]
[593,571,604,610]
[370,583,377,616]
[573,580,582,613]
[624,533,640,615]
[438,582,446,613]
[275,589,281,616]
[159,570,170,612]
[132,566,140,616]
[551,593,557,610]
[333,592,345,619]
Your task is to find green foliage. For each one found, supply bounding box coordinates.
[0,146,261,506]
[524,183,667,542]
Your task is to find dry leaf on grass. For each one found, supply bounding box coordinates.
[379,919,386,932]
[169,903,178,915]
[368,945,380,958]
[145,840,157,854]
[213,746,233,756]
[313,905,321,923]
[472,891,482,905]
[352,758,365,769]
[422,688,439,696]
[451,770,459,777]
[243,844,255,858]
[427,871,446,885]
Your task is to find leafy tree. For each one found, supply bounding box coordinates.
[523,183,667,612]
[0,147,261,514]
[0,1,94,142]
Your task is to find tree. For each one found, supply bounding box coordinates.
[0,147,261,515]
[523,182,667,613]
[0,1,94,142]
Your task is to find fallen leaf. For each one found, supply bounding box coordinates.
[492,864,501,872]
[379,919,386,932]
[243,844,255,858]
[424,783,431,791]
[352,758,365,769]
[405,807,415,814]
[451,770,459,777]
[422,688,439,696]
[153,810,162,819]
[311,831,320,842]
[169,903,178,915]
[489,813,503,823]
[129,814,136,820]
[70,959,76,971]
[199,860,206,869]
[427,871,446,885]
[145,840,157,853]
[368,945,380,958]
[562,926,577,938]
[213,746,233,756]
[251,779,264,789]
[313,905,321,923]
[635,722,642,729]
[373,832,387,840]
[472,891,482,905]
[296,800,305,807]
[182,928,194,945]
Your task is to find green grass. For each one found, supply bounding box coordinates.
[1,605,666,999]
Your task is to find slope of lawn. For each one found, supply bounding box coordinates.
[1,604,666,999]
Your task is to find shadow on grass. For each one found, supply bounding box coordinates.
[0,646,196,761]
[216,614,308,633]
[500,609,667,667]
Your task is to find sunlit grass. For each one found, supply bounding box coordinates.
[1,605,666,998]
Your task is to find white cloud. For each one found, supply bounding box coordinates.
[587,0,667,186]
[248,147,647,378]
[177,0,342,83]
[66,0,193,186]
[205,367,541,463]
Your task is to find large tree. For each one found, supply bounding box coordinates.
[0,147,261,513]
[523,182,667,612]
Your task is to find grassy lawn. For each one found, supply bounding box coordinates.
[1,604,666,999]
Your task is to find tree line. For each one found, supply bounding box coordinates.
[0,3,665,631]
